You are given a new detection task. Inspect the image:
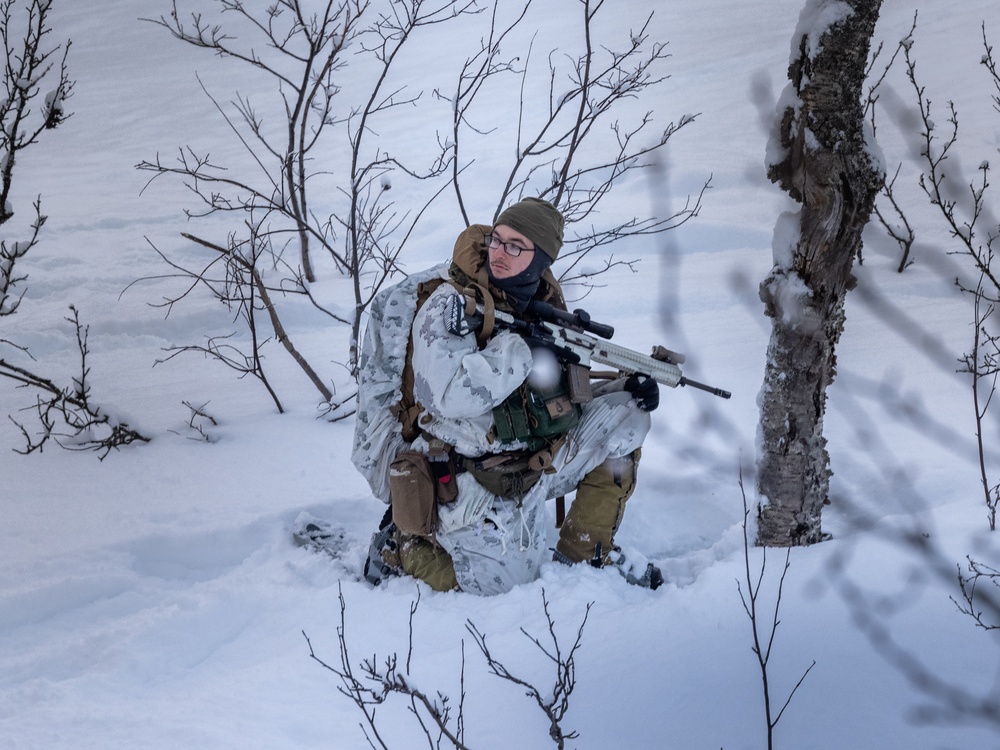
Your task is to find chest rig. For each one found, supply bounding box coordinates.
[491,361,582,451]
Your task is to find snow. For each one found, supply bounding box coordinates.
[3,1,1000,749]
[793,0,855,61]
[771,210,801,269]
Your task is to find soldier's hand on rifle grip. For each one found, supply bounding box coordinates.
[625,374,659,412]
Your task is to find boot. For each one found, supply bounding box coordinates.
[553,542,663,590]
[364,508,401,586]
[608,548,663,590]
[364,522,401,586]
[397,532,459,592]
[554,449,663,589]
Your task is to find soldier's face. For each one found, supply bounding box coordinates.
[488,224,535,279]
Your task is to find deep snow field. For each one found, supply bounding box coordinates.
[3,1,1000,748]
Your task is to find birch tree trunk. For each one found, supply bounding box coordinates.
[756,0,885,546]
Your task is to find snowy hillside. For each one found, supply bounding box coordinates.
[2,1,999,748]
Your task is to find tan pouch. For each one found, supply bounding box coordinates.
[390,451,438,536]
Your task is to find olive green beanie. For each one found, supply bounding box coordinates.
[495,197,564,260]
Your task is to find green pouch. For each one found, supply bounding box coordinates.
[492,382,580,450]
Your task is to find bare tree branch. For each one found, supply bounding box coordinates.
[304,584,471,750]
[2,307,150,458]
[466,589,590,749]
[737,473,815,749]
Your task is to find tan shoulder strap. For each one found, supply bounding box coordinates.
[462,282,496,348]
[397,274,478,441]
[539,267,567,310]
[397,277,447,441]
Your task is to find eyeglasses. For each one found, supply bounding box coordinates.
[485,233,533,258]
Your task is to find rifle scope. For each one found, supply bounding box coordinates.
[526,300,615,340]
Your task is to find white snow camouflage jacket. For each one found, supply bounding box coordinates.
[350,260,535,501]
[409,281,534,457]
[350,263,446,502]
[351,224,566,504]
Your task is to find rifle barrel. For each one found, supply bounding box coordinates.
[456,295,731,399]
[680,377,732,399]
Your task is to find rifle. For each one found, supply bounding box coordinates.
[446,294,731,400]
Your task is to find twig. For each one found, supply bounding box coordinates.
[738,471,815,750]
[305,583,471,750]
[2,307,150,458]
[466,589,590,749]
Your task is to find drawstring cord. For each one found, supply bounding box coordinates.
[517,504,530,551]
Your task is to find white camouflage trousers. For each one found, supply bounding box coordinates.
[430,390,651,595]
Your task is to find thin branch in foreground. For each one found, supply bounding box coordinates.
[304,583,470,750]
[739,473,815,750]
[466,589,591,749]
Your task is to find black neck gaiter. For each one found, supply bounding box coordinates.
[487,247,552,312]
